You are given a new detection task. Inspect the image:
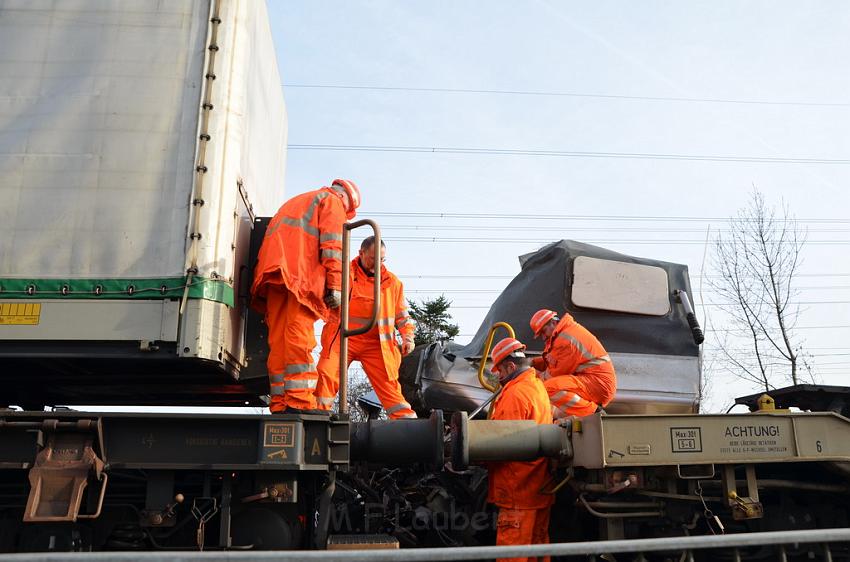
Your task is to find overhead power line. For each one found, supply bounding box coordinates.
[433,300,850,308]
[285,83,850,108]
[378,224,850,233]
[384,236,850,245]
[398,273,850,279]
[447,301,850,308]
[368,212,850,224]
[705,345,850,350]
[289,144,850,165]
[407,289,850,299]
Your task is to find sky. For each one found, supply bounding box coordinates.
[265,1,850,411]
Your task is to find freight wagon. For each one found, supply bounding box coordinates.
[3,3,850,559]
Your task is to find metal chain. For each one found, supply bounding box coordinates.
[196,519,206,552]
[695,483,724,535]
[191,498,219,551]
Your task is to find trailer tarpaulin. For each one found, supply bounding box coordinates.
[0,0,287,303]
[401,241,702,415]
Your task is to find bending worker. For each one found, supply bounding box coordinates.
[251,179,361,415]
[529,309,616,419]
[487,337,553,562]
[316,236,417,419]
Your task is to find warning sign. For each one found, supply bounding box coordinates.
[719,423,788,455]
[264,422,294,447]
[261,421,301,465]
[670,427,702,453]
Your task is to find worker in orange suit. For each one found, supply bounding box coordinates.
[486,337,553,562]
[251,179,361,415]
[529,309,616,419]
[315,236,417,419]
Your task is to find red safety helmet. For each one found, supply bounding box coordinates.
[332,178,361,219]
[530,309,558,338]
[491,337,527,368]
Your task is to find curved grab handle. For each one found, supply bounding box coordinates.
[339,219,381,414]
[476,321,516,393]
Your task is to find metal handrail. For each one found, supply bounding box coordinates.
[338,220,381,414]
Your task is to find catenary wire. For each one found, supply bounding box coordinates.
[289,144,850,165]
[371,237,850,245]
[284,83,850,108]
[365,212,850,223]
[397,273,850,279]
[375,224,850,233]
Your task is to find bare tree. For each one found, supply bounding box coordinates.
[709,189,811,392]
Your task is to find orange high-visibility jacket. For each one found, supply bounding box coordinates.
[251,187,347,318]
[532,313,616,406]
[328,259,415,375]
[487,368,554,510]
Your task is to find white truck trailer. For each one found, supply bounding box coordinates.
[0,0,286,407]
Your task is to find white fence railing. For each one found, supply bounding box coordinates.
[1,528,848,561]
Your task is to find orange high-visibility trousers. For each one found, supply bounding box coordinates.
[542,375,597,419]
[265,284,320,412]
[495,506,551,562]
[316,329,416,419]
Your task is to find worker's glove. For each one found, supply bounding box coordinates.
[401,337,415,356]
[323,289,342,309]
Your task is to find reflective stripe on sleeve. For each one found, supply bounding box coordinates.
[269,373,285,384]
[270,385,285,396]
[320,232,342,242]
[316,396,335,406]
[321,249,342,260]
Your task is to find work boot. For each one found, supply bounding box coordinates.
[278,406,331,416]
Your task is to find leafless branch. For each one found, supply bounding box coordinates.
[707,188,807,393]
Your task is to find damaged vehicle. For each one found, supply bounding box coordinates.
[399,239,704,418]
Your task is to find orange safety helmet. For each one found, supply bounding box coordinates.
[491,337,527,368]
[332,178,361,219]
[530,309,558,338]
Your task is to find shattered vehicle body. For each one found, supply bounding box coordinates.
[400,240,703,416]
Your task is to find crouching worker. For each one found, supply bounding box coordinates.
[487,337,553,562]
[529,309,616,419]
[315,236,417,419]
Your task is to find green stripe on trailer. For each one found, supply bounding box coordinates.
[0,277,235,307]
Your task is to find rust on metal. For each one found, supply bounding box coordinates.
[23,422,106,522]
